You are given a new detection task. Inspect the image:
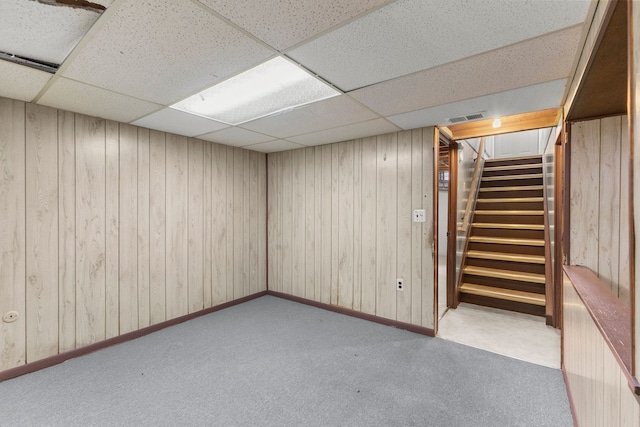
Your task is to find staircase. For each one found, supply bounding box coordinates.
[458,155,546,316]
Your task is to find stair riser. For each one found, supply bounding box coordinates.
[467,242,545,255]
[458,293,545,317]
[481,177,543,187]
[478,189,543,198]
[465,257,546,274]
[471,228,544,239]
[461,274,545,293]
[482,167,542,177]
[472,214,544,225]
[484,156,543,167]
[475,201,543,210]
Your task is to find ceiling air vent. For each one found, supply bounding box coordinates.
[448,116,467,124]
[447,111,486,124]
[465,112,485,121]
[0,51,59,74]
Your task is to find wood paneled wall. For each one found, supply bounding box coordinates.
[569,116,630,303]
[0,97,266,372]
[267,128,435,329]
[563,272,640,427]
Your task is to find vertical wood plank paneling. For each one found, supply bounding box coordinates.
[274,153,283,293]
[233,148,244,298]
[320,146,332,304]
[314,148,323,302]
[188,138,204,312]
[242,150,251,297]
[0,102,271,374]
[305,147,315,299]
[338,141,354,309]
[25,103,59,362]
[257,152,267,292]
[618,116,630,303]
[57,110,75,352]
[282,150,293,295]
[211,143,227,305]
[598,116,621,294]
[352,140,362,312]
[570,120,600,268]
[149,130,166,324]
[203,141,213,308]
[396,130,412,323]
[421,127,435,329]
[376,133,397,320]
[166,134,188,319]
[0,98,26,370]
[361,137,377,315]
[267,153,278,292]
[331,145,339,306]
[292,148,306,298]
[75,114,106,346]
[564,272,640,427]
[137,128,150,328]
[105,121,119,338]
[118,124,138,334]
[249,151,259,295]
[411,129,423,325]
[226,146,234,301]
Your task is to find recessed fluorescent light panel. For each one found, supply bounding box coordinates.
[171,56,340,125]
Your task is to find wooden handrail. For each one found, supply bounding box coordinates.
[458,137,485,232]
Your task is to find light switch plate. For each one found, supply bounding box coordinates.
[413,209,425,222]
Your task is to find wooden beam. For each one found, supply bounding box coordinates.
[448,108,561,140]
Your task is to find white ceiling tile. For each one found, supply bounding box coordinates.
[0,0,113,64]
[132,108,228,137]
[288,118,400,146]
[197,127,275,147]
[199,0,391,51]
[62,0,274,105]
[0,60,52,102]
[350,26,583,117]
[387,79,567,130]
[241,95,379,138]
[38,77,162,123]
[289,0,591,90]
[244,140,306,153]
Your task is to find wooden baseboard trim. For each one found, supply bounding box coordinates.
[562,366,580,427]
[0,291,268,383]
[267,290,435,337]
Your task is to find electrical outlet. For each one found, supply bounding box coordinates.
[397,278,404,291]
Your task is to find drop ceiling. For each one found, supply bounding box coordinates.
[0,0,594,153]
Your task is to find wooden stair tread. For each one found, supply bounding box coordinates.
[479,185,543,192]
[472,223,544,230]
[474,210,544,216]
[477,197,543,203]
[459,283,546,306]
[468,236,544,246]
[466,250,546,264]
[483,164,542,172]
[482,173,543,181]
[463,265,546,283]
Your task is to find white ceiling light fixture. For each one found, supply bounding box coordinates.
[171,56,340,125]
[492,118,502,128]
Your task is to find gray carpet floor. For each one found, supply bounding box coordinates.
[0,296,572,426]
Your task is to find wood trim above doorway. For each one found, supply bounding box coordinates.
[445,108,560,140]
